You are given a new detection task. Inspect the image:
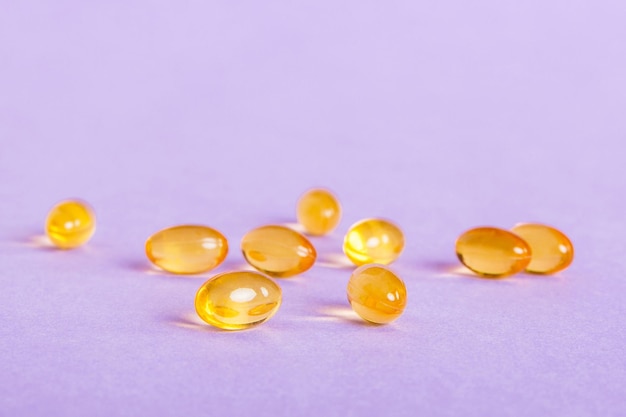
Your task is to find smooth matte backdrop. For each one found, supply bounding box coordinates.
[1,1,625,416]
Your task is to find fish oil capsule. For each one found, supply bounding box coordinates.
[347,264,407,324]
[241,225,316,277]
[455,227,531,278]
[296,188,342,235]
[45,199,96,249]
[510,223,574,274]
[195,271,282,330]
[343,218,404,266]
[145,225,228,274]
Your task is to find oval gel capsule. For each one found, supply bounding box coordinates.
[195,271,282,330]
[455,227,531,278]
[145,225,228,274]
[511,223,574,274]
[241,225,316,277]
[45,199,96,249]
[296,188,342,235]
[343,218,404,266]
[347,264,407,324]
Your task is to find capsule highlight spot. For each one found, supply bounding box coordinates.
[145,225,228,274]
[45,199,96,249]
[511,223,574,274]
[195,271,282,330]
[347,264,407,324]
[343,218,404,265]
[241,225,316,277]
[455,227,531,278]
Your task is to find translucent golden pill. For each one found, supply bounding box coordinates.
[145,225,228,274]
[343,218,404,265]
[296,188,342,235]
[347,264,407,324]
[45,199,96,249]
[195,271,282,330]
[511,223,574,274]
[241,225,316,277]
[455,227,532,278]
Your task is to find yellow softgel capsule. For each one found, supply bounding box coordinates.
[145,225,228,274]
[195,271,282,330]
[510,223,574,274]
[343,218,404,266]
[347,264,407,324]
[455,227,532,278]
[45,199,96,249]
[296,188,342,235]
[241,225,316,277]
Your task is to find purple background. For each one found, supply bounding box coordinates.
[1,1,625,416]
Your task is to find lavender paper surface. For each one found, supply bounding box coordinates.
[1,2,625,416]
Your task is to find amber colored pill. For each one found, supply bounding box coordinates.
[343,218,404,266]
[45,200,96,249]
[296,188,342,235]
[145,225,228,274]
[241,225,316,277]
[510,223,574,274]
[195,271,282,330]
[347,264,407,324]
[455,227,532,278]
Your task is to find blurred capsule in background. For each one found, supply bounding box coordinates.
[45,199,96,249]
[296,188,342,236]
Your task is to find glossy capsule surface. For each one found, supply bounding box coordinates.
[195,271,282,330]
[45,200,96,249]
[511,223,574,274]
[347,264,407,324]
[343,218,404,265]
[241,225,316,277]
[296,188,342,235]
[145,225,228,274]
[455,227,531,277]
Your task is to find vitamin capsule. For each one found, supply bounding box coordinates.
[343,218,404,266]
[145,225,228,274]
[455,227,531,278]
[510,223,574,274]
[45,199,96,249]
[296,188,342,235]
[195,271,282,330]
[241,225,316,277]
[347,264,407,324]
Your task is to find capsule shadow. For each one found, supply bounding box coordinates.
[516,271,565,281]
[19,234,57,251]
[126,256,259,279]
[20,234,99,253]
[164,312,223,333]
[260,217,306,233]
[213,258,256,273]
[124,259,205,278]
[165,312,264,333]
[317,304,383,327]
[418,260,492,278]
[417,260,530,284]
[270,274,309,286]
[279,222,307,233]
[316,253,354,270]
